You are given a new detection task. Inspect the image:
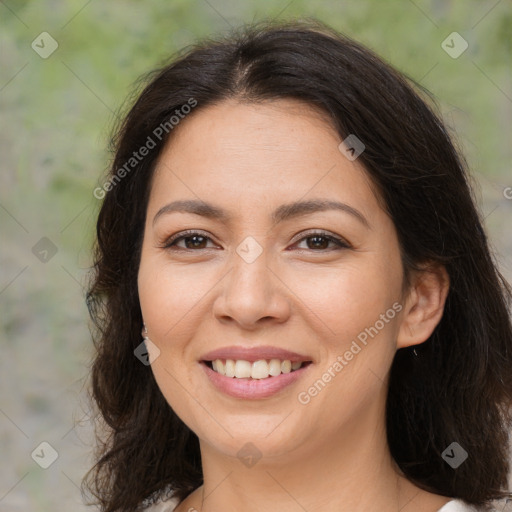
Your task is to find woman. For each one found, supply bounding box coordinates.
[83,19,512,512]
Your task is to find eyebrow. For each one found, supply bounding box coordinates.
[152,198,370,229]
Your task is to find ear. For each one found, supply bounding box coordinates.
[396,263,450,349]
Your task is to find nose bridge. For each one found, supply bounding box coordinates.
[230,235,273,302]
[214,235,288,326]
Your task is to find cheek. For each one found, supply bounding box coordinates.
[138,255,217,344]
[294,265,401,424]
[290,254,403,413]
[289,254,402,348]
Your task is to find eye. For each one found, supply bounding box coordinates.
[160,229,351,252]
[292,230,351,251]
[160,230,217,250]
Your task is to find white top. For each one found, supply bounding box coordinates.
[438,500,481,511]
[142,497,506,511]
[143,497,178,511]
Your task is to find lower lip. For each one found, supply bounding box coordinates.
[200,362,312,399]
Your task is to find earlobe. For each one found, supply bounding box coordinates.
[396,264,450,350]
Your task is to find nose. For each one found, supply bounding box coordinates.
[212,246,291,330]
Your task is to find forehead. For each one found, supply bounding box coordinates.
[156,97,339,168]
[149,98,379,223]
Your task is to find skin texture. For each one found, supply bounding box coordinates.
[137,98,451,512]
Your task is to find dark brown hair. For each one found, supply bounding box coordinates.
[83,18,512,512]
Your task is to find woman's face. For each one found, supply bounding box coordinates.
[138,98,408,462]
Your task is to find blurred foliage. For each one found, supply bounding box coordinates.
[0,1,510,510]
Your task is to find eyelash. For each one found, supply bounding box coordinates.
[159,229,351,252]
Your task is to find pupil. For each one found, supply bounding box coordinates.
[308,236,328,250]
[186,236,206,249]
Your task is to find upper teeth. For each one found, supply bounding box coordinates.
[211,359,304,379]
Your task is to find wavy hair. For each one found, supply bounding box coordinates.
[82,18,512,512]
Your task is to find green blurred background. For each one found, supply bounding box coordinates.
[1,0,511,510]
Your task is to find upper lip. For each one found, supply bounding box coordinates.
[200,345,313,363]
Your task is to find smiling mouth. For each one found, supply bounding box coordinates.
[202,359,313,379]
